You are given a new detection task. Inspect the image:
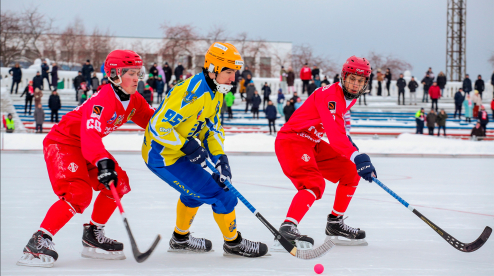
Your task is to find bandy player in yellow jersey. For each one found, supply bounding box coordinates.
[142,42,268,258]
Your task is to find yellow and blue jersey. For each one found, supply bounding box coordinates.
[142,72,225,166]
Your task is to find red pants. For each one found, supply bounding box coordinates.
[276,136,360,222]
[43,138,130,214]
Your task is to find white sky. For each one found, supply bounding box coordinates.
[2,0,493,79]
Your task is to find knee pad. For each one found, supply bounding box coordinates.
[64,184,93,214]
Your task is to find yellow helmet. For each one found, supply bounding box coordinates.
[204,42,243,74]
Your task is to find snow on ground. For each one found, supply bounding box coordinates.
[2,132,494,155]
[1,153,493,275]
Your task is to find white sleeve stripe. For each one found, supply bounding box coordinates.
[350,151,360,164]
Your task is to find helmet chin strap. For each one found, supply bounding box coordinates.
[213,79,233,94]
[108,76,131,94]
[108,76,131,101]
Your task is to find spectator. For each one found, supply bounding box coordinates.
[3,113,15,133]
[290,91,300,103]
[261,82,271,110]
[333,74,340,84]
[77,80,89,102]
[429,81,441,112]
[183,69,193,80]
[474,75,485,99]
[238,76,246,100]
[462,74,472,94]
[314,75,321,88]
[251,90,261,119]
[307,79,317,96]
[143,84,152,104]
[48,90,61,123]
[470,122,486,140]
[294,97,303,109]
[225,90,235,119]
[73,71,85,101]
[436,109,448,137]
[472,90,482,117]
[34,87,43,108]
[368,69,374,96]
[321,76,330,86]
[91,72,99,95]
[276,88,285,116]
[232,70,240,94]
[283,100,295,122]
[265,100,277,135]
[137,78,145,95]
[79,93,87,105]
[149,63,159,77]
[162,62,172,86]
[20,80,34,115]
[415,108,425,134]
[241,65,253,80]
[245,80,256,113]
[156,75,165,103]
[384,68,392,96]
[491,71,494,98]
[81,60,94,89]
[41,60,51,90]
[9,62,22,94]
[280,66,288,93]
[426,109,437,135]
[34,103,45,133]
[463,94,473,123]
[51,62,58,90]
[396,73,407,105]
[146,74,155,91]
[421,73,433,103]
[344,110,351,134]
[426,67,435,79]
[97,79,108,91]
[300,63,312,94]
[286,67,295,94]
[311,65,320,80]
[491,99,494,120]
[166,81,175,97]
[408,76,418,105]
[453,88,465,119]
[174,62,184,81]
[376,69,383,96]
[32,71,43,91]
[436,71,447,96]
[477,105,489,132]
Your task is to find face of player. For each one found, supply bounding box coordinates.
[215,69,236,85]
[120,68,141,94]
[344,74,366,95]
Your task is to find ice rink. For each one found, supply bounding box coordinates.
[1,152,493,276]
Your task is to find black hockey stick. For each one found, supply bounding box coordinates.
[372,177,491,252]
[110,182,161,262]
[206,160,334,259]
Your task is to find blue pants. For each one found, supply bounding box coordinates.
[146,156,237,214]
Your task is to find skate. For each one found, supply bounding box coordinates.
[272,222,314,252]
[325,214,368,246]
[168,232,213,253]
[223,232,269,258]
[17,230,58,268]
[81,223,126,260]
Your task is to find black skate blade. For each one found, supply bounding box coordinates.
[463,226,492,253]
[167,248,215,253]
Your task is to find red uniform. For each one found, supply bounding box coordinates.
[40,84,155,235]
[276,83,360,224]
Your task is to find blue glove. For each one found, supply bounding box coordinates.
[354,153,376,183]
[212,155,232,191]
[181,138,207,167]
[347,135,359,151]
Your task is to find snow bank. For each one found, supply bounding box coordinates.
[1,132,494,155]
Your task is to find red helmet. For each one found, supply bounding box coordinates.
[104,50,143,79]
[341,56,372,99]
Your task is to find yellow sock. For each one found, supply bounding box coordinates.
[174,199,199,235]
[213,210,238,241]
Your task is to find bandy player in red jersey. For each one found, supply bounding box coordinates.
[273,56,376,250]
[17,50,155,267]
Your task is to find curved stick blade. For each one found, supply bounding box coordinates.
[463,226,492,253]
[134,235,162,263]
[295,238,335,260]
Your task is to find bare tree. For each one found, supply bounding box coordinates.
[204,24,229,45]
[22,7,53,57]
[159,22,198,69]
[273,51,292,71]
[0,11,30,66]
[367,51,412,79]
[88,27,114,71]
[58,18,86,69]
[291,44,337,77]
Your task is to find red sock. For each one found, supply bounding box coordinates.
[39,200,76,236]
[90,192,117,225]
[331,184,357,217]
[284,190,316,225]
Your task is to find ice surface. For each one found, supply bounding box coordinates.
[1,153,493,275]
